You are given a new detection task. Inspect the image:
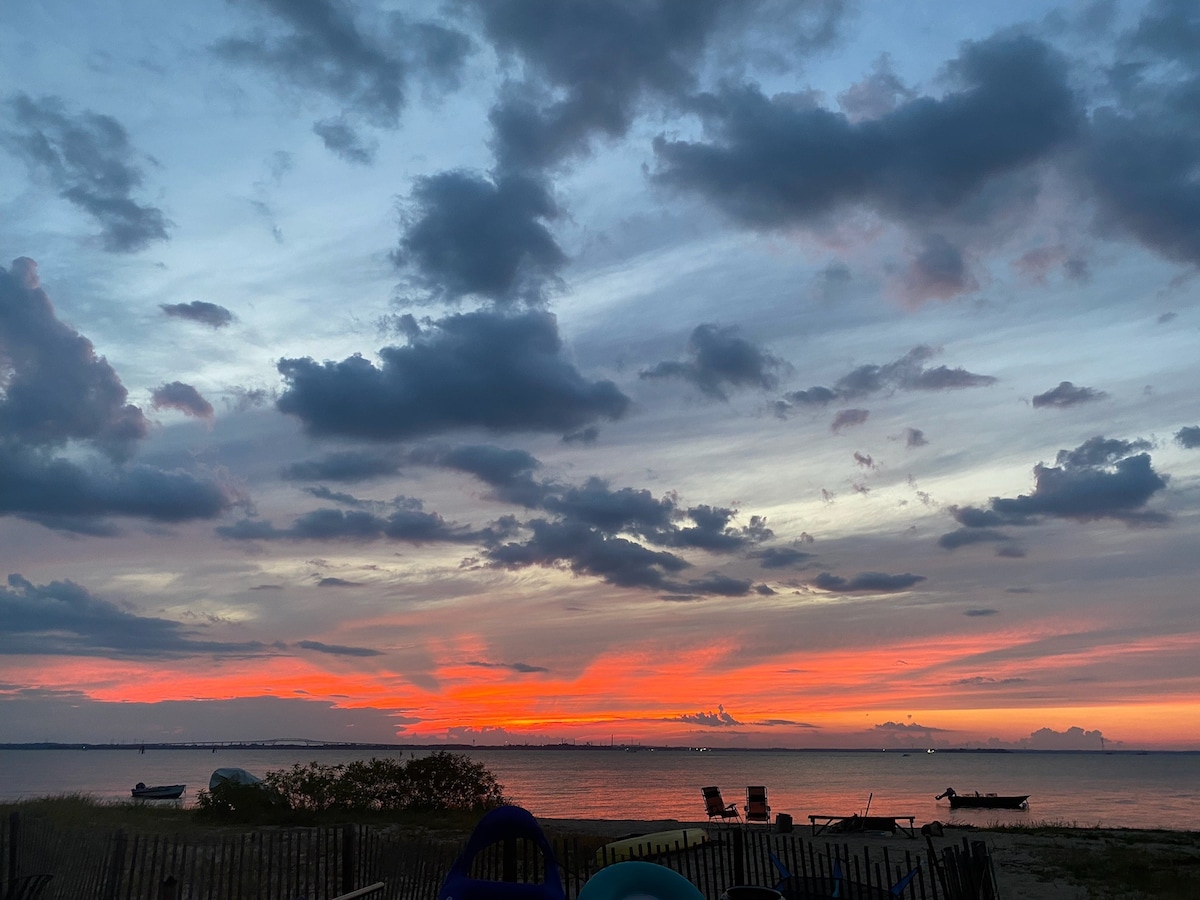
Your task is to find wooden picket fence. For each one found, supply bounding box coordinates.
[1,813,997,900]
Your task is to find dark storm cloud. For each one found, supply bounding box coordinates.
[812,571,926,593]
[779,345,995,416]
[1082,0,1200,265]
[1173,426,1200,449]
[640,323,787,399]
[1031,381,1108,408]
[1,444,237,530]
[393,172,566,305]
[295,639,382,657]
[151,382,214,420]
[653,35,1077,228]
[217,497,488,545]
[312,118,376,165]
[947,436,1168,530]
[276,310,629,439]
[213,0,471,130]
[282,450,402,482]
[1,95,170,252]
[750,546,814,569]
[160,301,234,328]
[1,259,147,458]
[0,574,271,658]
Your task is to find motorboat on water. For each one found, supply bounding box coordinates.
[131,782,185,799]
[936,786,1029,809]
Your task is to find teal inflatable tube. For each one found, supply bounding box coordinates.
[579,862,705,900]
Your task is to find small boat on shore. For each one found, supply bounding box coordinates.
[131,782,185,800]
[936,787,1028,809]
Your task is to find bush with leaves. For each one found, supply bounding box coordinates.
[196,752,508,819]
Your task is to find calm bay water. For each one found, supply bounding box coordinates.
[2,747,1197,831]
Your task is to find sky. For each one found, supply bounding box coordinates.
[2,0,1199,752]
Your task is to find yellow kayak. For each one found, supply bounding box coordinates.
[595,828,709,864]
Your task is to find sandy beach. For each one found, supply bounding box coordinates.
[537,818,1200,900]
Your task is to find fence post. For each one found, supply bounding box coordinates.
[103,831,128,900]
[342,824,357,895]
[7,811,18,885]
[731,828,744,886]
[503,837,517,883]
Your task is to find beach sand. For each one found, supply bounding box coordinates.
[537,818,1200,900]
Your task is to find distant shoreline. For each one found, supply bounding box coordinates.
[1,742,1191,754]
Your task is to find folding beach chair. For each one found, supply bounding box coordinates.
[702,786,741,823]
[744,786,771,825]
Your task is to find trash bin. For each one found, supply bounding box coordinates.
[775,813,793,833]
[720,887,782,900]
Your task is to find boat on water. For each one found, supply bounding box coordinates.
[131,782,185,800]
[936,787,1028,809]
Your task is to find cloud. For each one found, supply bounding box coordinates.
[465,660,549,674]
[276,310,629,440]
[900,233,978,303]
[1082,1,1200,265]
[0,261,236,531]
[282,450,403,482]
[831,409,869,433]
[411,443,545,507]
[393,172,566,305]
[653,35,1076,229]
[213,1,471,132]
[2,95,171,252]
[160,301,234,328]
[937,528,1014,551]
[217,497,493,545]
[781,345,996,415]
[963,608,998,617]
[316,576,361,588]
[750,546,815,569]
[312,117,376,165]
[2,259,148,458]
[1174,426,1200,449]
[904,427,928,447]
[677,704,743,727]
[640,323,787,399]
[151,382,215,420]
[0,574,272,658]
[474,0,848,173]
[812,571,926,593]
[1020,725,1107,750]
[1,444,239,531]
[295,640,382,657]
[947,436,1168,529]
[486,518,693,591]
[1031,381,1108,408]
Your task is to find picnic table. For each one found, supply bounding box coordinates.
[807,814,916,838]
